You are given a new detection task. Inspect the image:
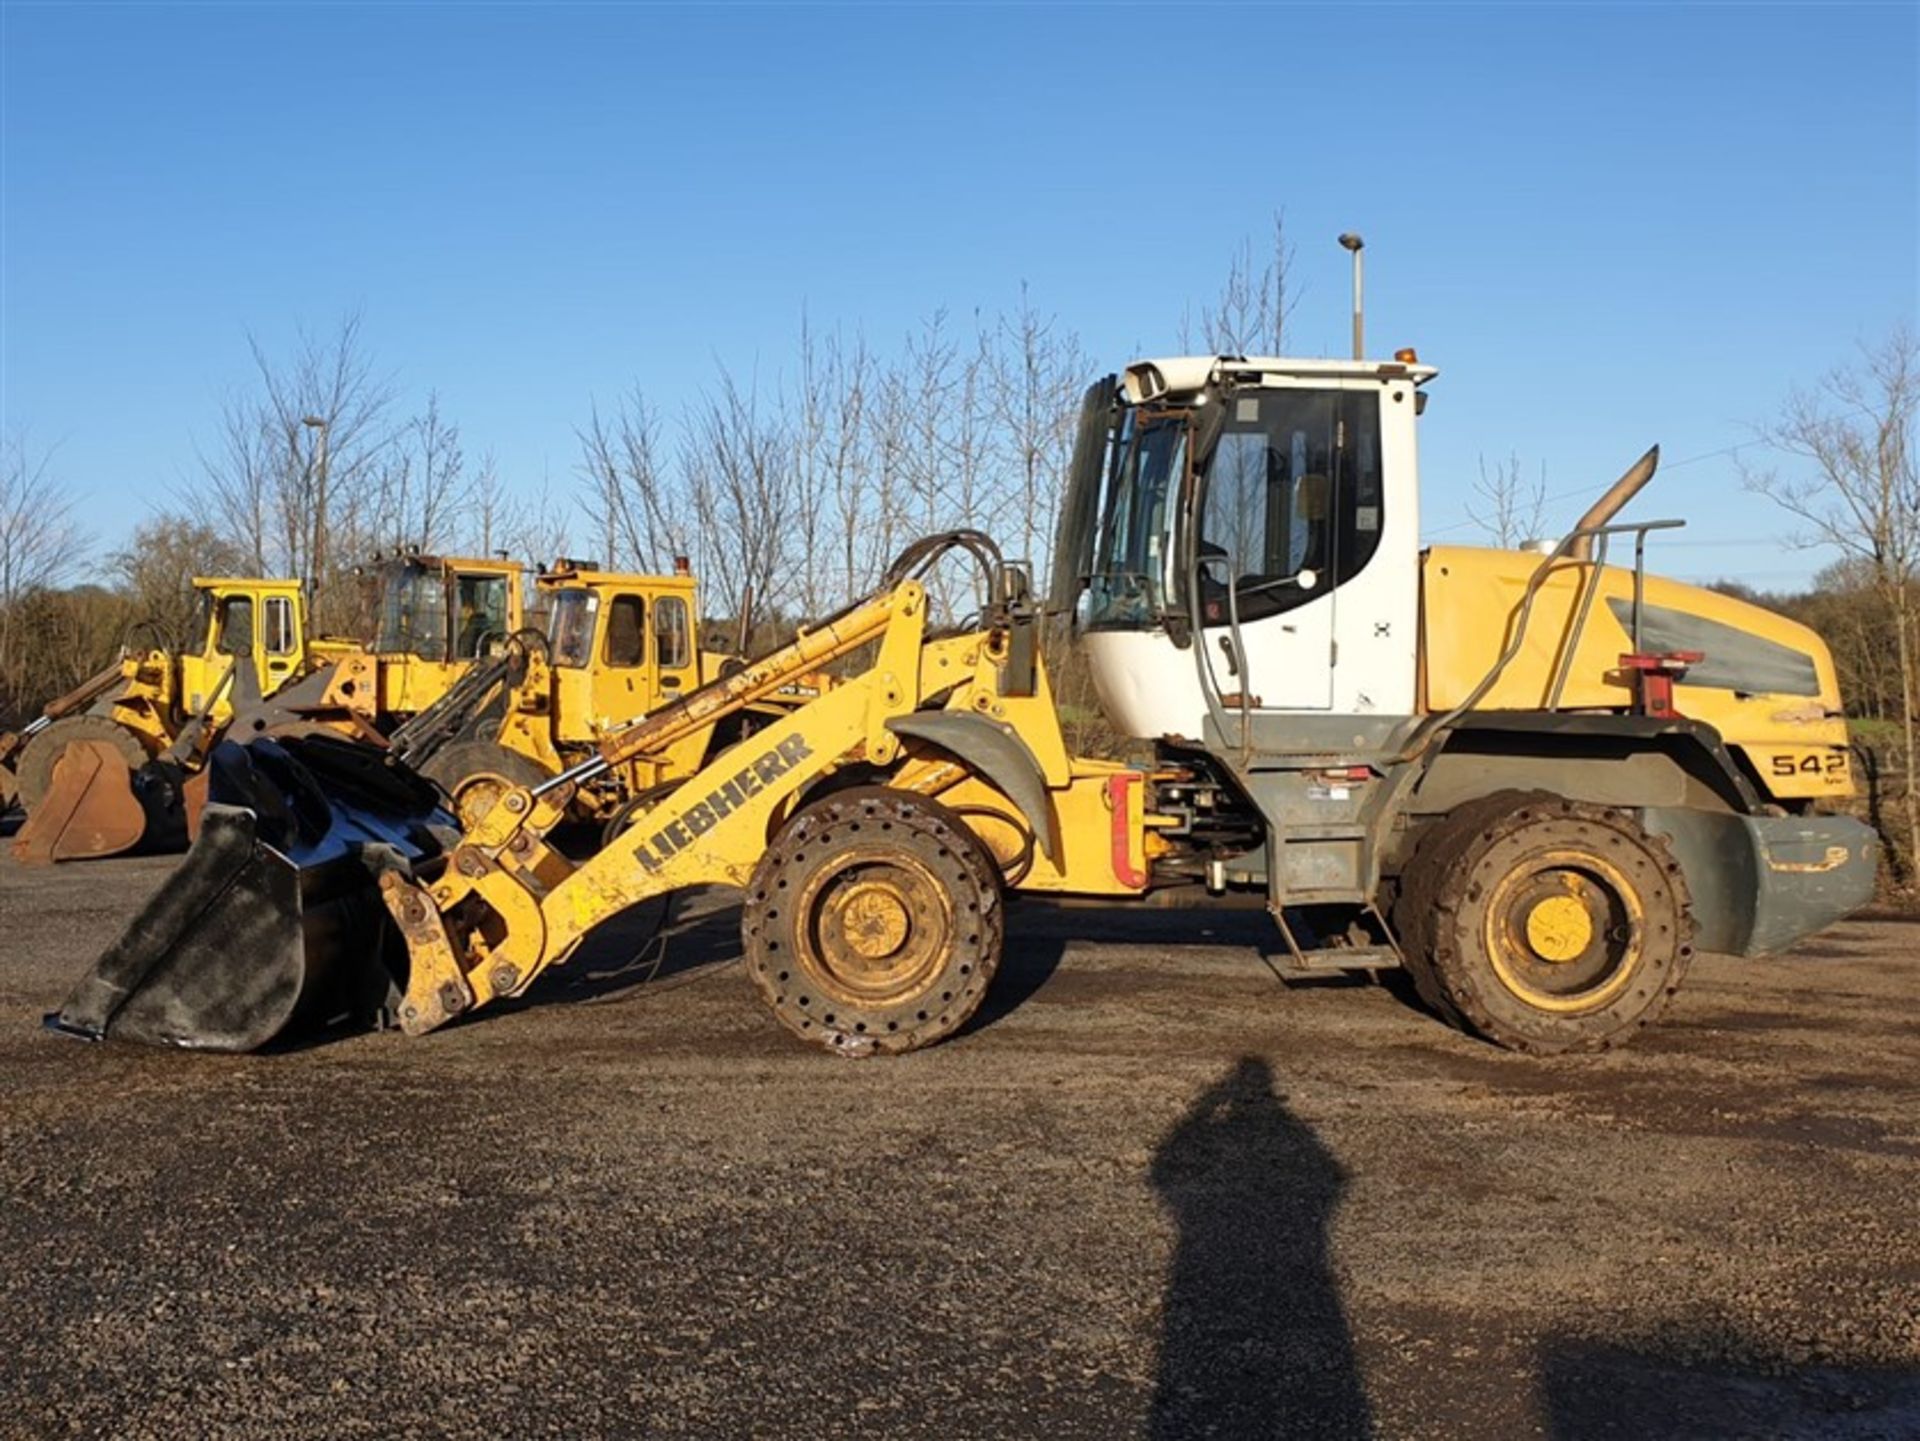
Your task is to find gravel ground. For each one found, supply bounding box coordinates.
[1,851,1916,1439]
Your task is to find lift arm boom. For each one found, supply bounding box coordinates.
[379,579,943,1033]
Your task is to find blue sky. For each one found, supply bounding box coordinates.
[3,1,1914,589]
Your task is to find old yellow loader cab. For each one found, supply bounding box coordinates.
[178,578,308,715]
[542,565,701,740]
[354,553,527,713]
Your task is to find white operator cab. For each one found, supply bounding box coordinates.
[1051,354,1436,742]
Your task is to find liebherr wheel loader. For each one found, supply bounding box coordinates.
[50,354,1878,1057]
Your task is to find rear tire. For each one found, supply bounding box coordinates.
[743,786,1003,1056]
[418,741,552,829]
[1392,790,1553,1029]
[1417,796,1694,1054]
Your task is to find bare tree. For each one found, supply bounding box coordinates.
[681,364,796,637]
[378,391,469,553]
[1746,327,1920,884]
[466,451,508,558]
[825,330,877,600]
[1187,211,1297,356]
[192,313,397,628]
[1467,452,1550,548]
[506,473,576,578]
[0,434,89,712]
[990,284,1089,581]
[111,514,250,648]
[577,386,682,572]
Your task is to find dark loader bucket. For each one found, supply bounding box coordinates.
[47,735,450,1052]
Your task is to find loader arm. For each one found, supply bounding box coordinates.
[380,580,943,1034]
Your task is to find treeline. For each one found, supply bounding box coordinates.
[0,217,1299,721]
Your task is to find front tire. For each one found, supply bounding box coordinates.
[743,786,1003,1056]
[418,740,552,829]
[1418,797,1694,1054]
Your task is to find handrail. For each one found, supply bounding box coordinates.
[1194,553,1255,763]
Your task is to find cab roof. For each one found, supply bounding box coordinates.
[190,576,302,592]
[536,567,697,592]
[1122,354,1439,405]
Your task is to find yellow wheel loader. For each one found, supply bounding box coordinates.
[387,559,829,835]
[6,577,312,862]
[51,349,1879,1058]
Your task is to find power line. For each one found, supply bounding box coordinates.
[1420,405,1881,542]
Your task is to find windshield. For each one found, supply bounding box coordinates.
[1048,377,1119,615]
[189,589,217,654]
[373,562,449,661]
[549,589,598,669]
[1083,413,1187,629]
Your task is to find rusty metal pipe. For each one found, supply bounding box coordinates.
[1568,446,1660,561]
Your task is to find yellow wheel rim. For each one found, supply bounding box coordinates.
[798,850,955,1005]
[1482,848,1644,1014]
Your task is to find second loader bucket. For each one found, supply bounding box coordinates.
[11,740,148,863]
[47,735,451,1052]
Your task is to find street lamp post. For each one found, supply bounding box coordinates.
[1338,233,1365,360]
[302,415,329,608]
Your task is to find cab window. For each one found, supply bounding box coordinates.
[375,562,448,661]
[604,595,646,667]
[1197,389,1382,624]
[454,572,511,658]
[549,590,598,669]
[216,596,254,657]
[655,596,691,669]
[262,596,297,656]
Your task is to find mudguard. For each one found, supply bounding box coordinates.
[885,711,1055,863]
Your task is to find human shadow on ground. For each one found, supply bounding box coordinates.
[1539,1327,1920,1439]
[1149,1056,1372,1440]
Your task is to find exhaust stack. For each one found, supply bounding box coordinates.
[1568,446,1661,561]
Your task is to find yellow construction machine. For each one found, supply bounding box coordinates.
[385,558,827,834]
[5,577,314,862]
[51,343,1879,1057]
[6,555,525,863]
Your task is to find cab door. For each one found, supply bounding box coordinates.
[1192,383,1395,714]
[591,591,655,730]
[258,590,303,697]
[188,590,259,716]
[651,592,697,699]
